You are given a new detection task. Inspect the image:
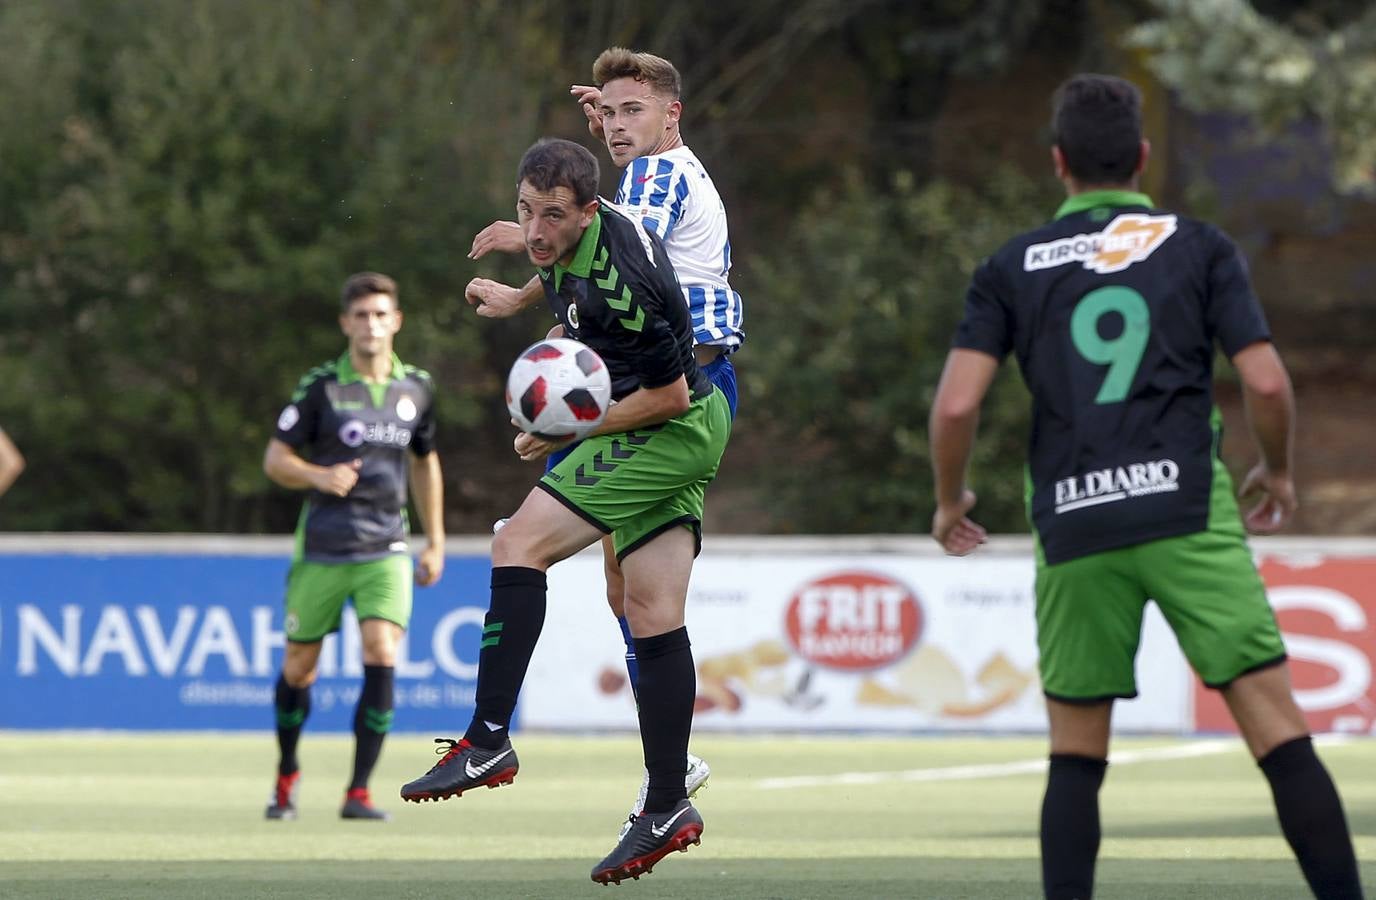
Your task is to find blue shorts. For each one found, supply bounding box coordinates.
[547,353,738,472]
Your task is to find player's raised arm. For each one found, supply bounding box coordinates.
[468,220,525,259]
[1231,340,1297,534]
[465,276,545,318]
[571,84,605,141]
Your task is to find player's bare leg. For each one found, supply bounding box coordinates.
[592,527,704,884]
[1040,699,1112,900]
[401,489,601,802]
[1224,664,1361,898]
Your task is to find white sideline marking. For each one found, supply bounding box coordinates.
[755,735,1353,790]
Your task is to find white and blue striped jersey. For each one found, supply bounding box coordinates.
[614,145,744,350]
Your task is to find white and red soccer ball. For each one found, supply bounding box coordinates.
[506,338,612,440]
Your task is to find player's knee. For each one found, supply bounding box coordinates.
[491,520,544,568]
[282,661,318,688]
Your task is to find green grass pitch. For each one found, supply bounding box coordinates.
[1,732,1372,898]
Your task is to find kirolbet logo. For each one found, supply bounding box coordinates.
[1024,213,1177,274]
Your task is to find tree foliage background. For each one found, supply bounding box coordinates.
[1,0,1372,535]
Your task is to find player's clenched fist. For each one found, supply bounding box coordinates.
[465,278,526,318]
[313,459,362,497]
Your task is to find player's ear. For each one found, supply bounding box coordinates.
[1050,145,1067,180]
[391,308,404,332]
[665,99,682,126]
[1136,139,1151,177]
[579,197,599,228]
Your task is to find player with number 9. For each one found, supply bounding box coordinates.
[926,74,1360,899]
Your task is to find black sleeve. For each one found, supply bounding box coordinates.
[951,257,1014,360]
[409,377,436,457]
[274,374,321,448]
[1204,226,1271,357]
[610,259,688,391]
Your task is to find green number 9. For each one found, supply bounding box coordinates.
[1070,286,1150,404]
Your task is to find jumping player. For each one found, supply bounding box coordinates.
[402,139,731,885]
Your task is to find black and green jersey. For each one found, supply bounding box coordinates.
[273,352,436,563]
[953,190,1271,565]
[538,202,713,403]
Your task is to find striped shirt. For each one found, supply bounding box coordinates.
[614,146,745,350]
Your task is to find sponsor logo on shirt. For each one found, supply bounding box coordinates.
[1054,458,1179,514]
[338,420,413,449]
[1024,213,1177,274]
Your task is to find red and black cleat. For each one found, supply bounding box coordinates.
[265,771,300,821]
[590,799,704,885]
[400,737,519,803]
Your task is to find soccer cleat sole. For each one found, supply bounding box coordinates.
[400,768,517,803]
[590,822,703,885]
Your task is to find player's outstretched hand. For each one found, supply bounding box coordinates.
[469,220,524,259]
[932,489,987,556]
[571,84,604,141]
[1239,463,1297,534]
[466,278,524,318]
[415,544,445,587]
[314,459,362,497]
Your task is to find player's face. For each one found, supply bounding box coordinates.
[516,182,598,267]
[339,293,401,359]
[598,77,681,169]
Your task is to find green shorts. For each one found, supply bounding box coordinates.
[283,555,413,643]
[538,389,731,559]
[1035,526,1286,701]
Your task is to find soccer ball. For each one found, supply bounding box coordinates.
[505,338,612,441]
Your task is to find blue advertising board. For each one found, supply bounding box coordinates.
[0,548,494,732]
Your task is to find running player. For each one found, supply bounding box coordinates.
[467,48,741,826]
[263,272,446,823]
[928,74,1362,900]
[401,138,731,885]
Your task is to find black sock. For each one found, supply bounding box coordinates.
[1259,736,1362,899]
[464,566,547,749]
[349,664,395,791]
[274,674,311,777]
[1041,753,1107,900]
[634,626,695,814]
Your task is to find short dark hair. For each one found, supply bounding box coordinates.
[517,138,600,207]
[1050,74,1143,184]
[340,271,398,311]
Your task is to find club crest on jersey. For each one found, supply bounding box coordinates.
[566,303,580,331]
[395,396,417,422]
[1024,213,1177,274]
[277,404,300,432]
